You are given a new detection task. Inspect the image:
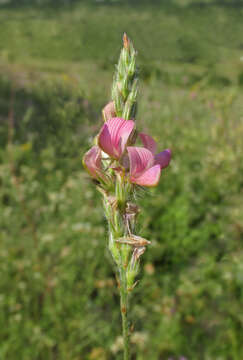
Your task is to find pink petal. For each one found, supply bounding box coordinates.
[130,164,161,187]
[119,120,135,154]
[127,146,155,178]
[98,118,134,159]
[139,133,157,154]
[98,123,114,157]
[154,149,171,169]
[83,146,104,180]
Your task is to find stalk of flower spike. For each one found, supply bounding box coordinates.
[112,33,139,121]
[102,179,131,360]
[105,36,140,360]
[83,35,171,360]
[109,35,139,359]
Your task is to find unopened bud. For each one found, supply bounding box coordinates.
[123,33,130,50]
[102,101,116,121]
[126,246,145,290]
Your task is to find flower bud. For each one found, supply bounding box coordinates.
[126,246,146,290]
[123,33,130,50]
[102,101,116,122]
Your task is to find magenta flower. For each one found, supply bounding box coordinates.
[83,145,106,181]
[98,117,135,159]
[127,147,161,187]
[127,134,171,187]
[139,133,171,169]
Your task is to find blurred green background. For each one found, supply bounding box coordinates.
[0,0,243,359]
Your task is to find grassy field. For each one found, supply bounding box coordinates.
[0,1,243,359]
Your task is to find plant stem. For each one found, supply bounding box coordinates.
[104,194,131,358]
[120,266,130,360]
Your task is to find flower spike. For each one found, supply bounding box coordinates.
[82,35,172,359]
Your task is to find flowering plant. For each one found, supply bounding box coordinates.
[83,34,171,359]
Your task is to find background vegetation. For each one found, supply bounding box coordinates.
[0,0,243,359]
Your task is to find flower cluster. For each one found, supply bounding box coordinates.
[83,114,171,188]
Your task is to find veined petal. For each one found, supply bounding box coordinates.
[83,146,104,180]
[139,133,157,154]
[154,149,171,169]
[98,123,115,157]
[127,146,155,178]
[119,120,135,154]
[98,118,134,159]
[130,164,161,187]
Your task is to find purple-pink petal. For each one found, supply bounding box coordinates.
[83,146,104,180]
[98,117,134,159]
[127,146,155,179]
[130,164,161,187]
[154,149,171,169]
[119,119,135,154]
[98,123,115,157]
[139,133,157,154]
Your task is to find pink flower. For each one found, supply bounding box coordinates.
[98,117,135,159]
[139,133,171,169]
[83,146,106,181]
[127,147,161,187]
[127,134,171,187]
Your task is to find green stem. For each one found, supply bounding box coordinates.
[104,180,131,359]
[120,266,130,360]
